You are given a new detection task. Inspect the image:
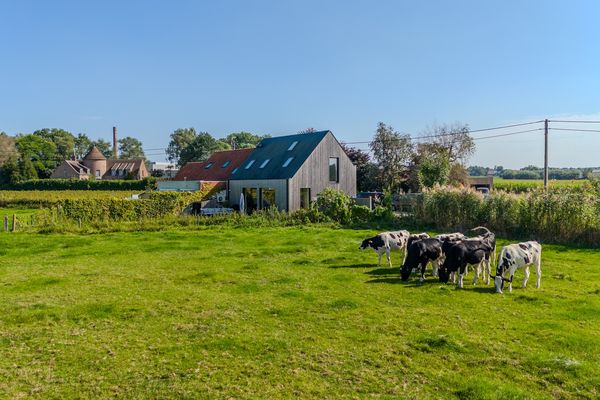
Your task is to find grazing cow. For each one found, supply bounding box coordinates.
[359,230,410,267]
[491,241,542,293]
[435,232,467,242]
[471,226,497,271]
[400,238,443,282]
[438,239,493,288]
[406,232,431,251]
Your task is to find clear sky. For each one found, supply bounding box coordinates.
[1,0,599,168]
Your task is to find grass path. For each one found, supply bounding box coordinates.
[0,226,599,399]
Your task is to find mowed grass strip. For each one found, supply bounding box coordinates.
[0,227,599,399]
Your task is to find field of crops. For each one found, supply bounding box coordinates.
[0,226,598,399]
[493,178,589,192]
[0,190,140,204]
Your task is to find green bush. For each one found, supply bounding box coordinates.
[315,188,352,224]
[0,177,156,191]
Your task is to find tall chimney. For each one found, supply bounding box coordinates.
[112,126,118,159]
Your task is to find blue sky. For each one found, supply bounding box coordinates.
[1,0,599,168]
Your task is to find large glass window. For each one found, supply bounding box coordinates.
[329,157,339,182]
[260,188,276,209]
[300,188,311,209]
[242,188,258,213]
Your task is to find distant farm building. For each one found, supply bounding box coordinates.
[51,146,149,180]
[467,176,494,191]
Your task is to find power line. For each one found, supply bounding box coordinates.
[471,128,543,141]
[549,127,600,133]
[548,119,600,124]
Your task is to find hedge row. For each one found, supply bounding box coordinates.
[0,178,157,191]
[0,190,141,208]
[57,192,206,221]
[414,185,600,245]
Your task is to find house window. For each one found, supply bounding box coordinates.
[111,169,116,176]
[259,159,270,169]
[288,141,298,151]
[260,188,276,209]
[300,188,311,209]
[221,161,230,168]
[245,160,255,169]
[96,169,101,178]
[329,157,339,183]
[205,162,213,169]
[282,157,294,167]
[242,188,258,213]
[231,167,239,175]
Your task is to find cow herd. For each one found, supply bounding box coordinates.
[359,228,542,293]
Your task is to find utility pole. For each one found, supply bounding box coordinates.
[544,119,549,192]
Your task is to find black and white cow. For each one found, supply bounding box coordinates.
[406,232,431,250]
[470,226,497,271]
[491,241,542,293]
[438,239,493,288]
[400,238,443,282]
[435,232,467,242]
[359,230,410,267]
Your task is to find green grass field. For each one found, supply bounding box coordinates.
[1,227,599,399]
[493,178,589,192]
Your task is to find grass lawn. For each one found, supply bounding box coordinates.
[0,226,599,399]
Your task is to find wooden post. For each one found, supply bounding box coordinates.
[544,119,549,192]
[12,214,17,232]
[3,216,7,232]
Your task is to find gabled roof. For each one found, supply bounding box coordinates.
[229,131,329,180]
[174,148,254,181]
[83,146,106,160]
[65,160,89,174]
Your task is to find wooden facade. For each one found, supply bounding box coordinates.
[228,131,356,212]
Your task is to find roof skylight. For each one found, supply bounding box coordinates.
[221,161,230,168]
[245,160,255,169]
[287,141,298,151]
[259,159,270,168]
[204,162,213,169]
[282,157,294,167]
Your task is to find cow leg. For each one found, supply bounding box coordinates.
[508,275,514,293]
[523,266,530,288]
[484,256,491,285]
[431,260,439,277]
[386,248,392,268]
[419,262,426,283]
[472,262,481,285]
[457,264,466,288]
[377,251,382,266]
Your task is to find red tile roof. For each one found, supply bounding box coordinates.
[174,148,253,181]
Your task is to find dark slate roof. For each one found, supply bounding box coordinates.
[174,148,254,181]
[229,131,329,180]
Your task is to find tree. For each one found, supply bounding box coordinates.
[369,122,413,191]
[0,132,18,166]
[74,133,93,159]
[221,131,269,149]
[0,156,18,184]
[448,163,469,186]
[299,128,317,134]
[33,128,75,162]
[166,128,198,166]
[118,137,145,159]
[179,132,226,165]
[422,123,474,164]
[416,148,450,189]
[467,165,489,177]
[18,157,38,180]
[91,139,113,158]
[341,143,380,192]
[15,134,57,178]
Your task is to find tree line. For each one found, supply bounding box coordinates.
[468,165,596,180]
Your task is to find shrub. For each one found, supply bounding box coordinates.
[315,188,351,224]
[350,204,371,224]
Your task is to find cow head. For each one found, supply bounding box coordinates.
[359,237,374,251]
[400,264,412,281]
[438,265,451,283]
[491,274,511,293]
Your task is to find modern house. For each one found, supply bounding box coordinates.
[157,148,253,194]
[228,130,356,212]
[51,146,149,180]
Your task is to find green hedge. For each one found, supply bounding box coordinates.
[57,192,205,221]
[0,178,157,191]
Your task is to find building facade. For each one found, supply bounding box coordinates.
[228,131,356,212]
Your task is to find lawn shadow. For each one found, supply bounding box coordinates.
[365,267,399,276]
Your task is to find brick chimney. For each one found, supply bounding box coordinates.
[112,126,118,159]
